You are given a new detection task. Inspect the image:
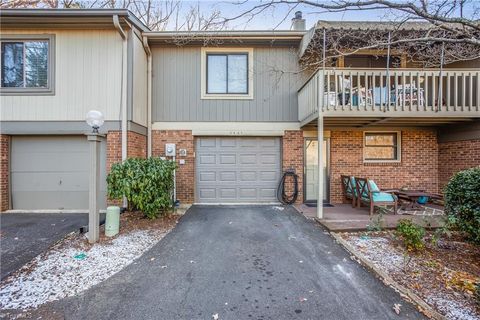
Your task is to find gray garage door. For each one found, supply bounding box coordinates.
[195,137,281,203]
[11,136,107,210]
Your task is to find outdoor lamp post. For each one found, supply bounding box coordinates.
[86,110,104,133]
[85,110,105,243]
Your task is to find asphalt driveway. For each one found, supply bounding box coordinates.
[47,205,425,320]
[0,212,104,279]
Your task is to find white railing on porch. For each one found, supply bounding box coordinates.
[298,68,480,122]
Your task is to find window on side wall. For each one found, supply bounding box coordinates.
[363,132,401,162]
[0,35,54,95]
[201,48,253,100]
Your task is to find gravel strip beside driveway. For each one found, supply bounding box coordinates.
[39,206,425,319]
[1,212,103,279]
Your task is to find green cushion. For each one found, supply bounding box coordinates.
[369,180,380,192]
[372,192,395,202]
[351,177,357,195]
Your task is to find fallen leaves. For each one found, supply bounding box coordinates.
[445,270,479,296]
[340,231,480,319]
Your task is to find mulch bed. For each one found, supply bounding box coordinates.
[339,231,480,320]
[94,210,179,244]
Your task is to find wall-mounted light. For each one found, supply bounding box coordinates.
[86,110,104,134]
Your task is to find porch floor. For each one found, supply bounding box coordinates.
[295,203,445,232]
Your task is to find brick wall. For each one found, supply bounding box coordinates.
[105,130,147,206]
[282,130,304,203]
[106,131,122,173]
[127,131,147,159]
[152,130,194,204]
[329,130,438,204]
[0,135,9,211]
[438,139,480,190]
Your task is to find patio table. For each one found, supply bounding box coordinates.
[394,190,432,211]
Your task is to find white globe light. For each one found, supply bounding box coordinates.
[86,110,104,133]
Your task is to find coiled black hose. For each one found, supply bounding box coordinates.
[277,171,299,205]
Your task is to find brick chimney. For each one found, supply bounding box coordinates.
[291,11,306,30]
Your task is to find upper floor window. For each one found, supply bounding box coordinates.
[0,35,54,95]
[363,131,401,162]
[201,48,253,100]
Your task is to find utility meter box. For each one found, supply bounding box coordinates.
[165,143,176,157]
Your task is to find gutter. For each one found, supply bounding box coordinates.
[142,36,153,157]
[145,30,306,39]
[113,15,128,162]
[0,9,149,32]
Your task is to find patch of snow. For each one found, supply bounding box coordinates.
[426,296,478,320]
[347,236,407,273]
[272,206,284,211]
[0,229,168,310]
[343,234,479,320]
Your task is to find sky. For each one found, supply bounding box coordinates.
[168,0,479,31]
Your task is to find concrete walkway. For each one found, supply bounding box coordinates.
[43,205,424,319]
[296,203,445,231]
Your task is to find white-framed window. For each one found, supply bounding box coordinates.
[201,47,253,100]
[363,131,401,162]
[0,34,55,95]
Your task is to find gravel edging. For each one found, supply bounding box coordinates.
[0,227,174,311]
[331,232,446,320]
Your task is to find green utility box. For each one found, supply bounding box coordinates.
[105,206,120,237]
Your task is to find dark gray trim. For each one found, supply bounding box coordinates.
[0,9,149,32]
[127,121,147,136]
[206,52,249,95]
[438,120,480,142]
[0,34,55,96]
[0,121,146,136]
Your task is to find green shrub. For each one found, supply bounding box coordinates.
[396,219,426,252]
[444,167,480,245]
[107,157,177,219]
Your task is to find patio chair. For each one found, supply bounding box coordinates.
[340,175,357,207]
[355,178,398,216]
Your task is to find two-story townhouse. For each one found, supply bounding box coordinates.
[1,9,478,217]
[0,9,150,211]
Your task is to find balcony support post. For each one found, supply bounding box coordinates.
[316,112,324,220]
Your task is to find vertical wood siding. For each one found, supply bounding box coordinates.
[132,33,148,126]
[1,29,122,121]
[152,46,306,122]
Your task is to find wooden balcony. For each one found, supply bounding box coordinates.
[298,68,480,127]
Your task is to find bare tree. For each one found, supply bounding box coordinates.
[0,0,225,31]
[223,0,480,67]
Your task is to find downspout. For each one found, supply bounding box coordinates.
[113,15,128,162]
[142,36,152,157]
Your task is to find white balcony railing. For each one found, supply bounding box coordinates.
[298,68,480,123]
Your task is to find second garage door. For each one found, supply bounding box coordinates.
[195,137,281,203]
[11,136,107,210]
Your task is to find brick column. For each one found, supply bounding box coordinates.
[0,135,10,211]
[282,130,304,204]
[152,130,195,204]
[106,131,122,206]
[127,131,147,159]
[106,131,122,173]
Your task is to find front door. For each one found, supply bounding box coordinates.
[304,138,329,203]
